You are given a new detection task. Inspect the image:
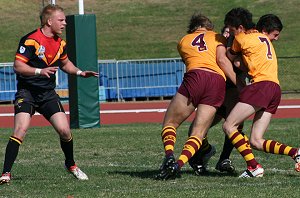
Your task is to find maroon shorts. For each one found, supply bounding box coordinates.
[178,69,225,107]
[239,81,281,114]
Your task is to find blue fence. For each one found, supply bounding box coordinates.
[100,59,184,101]
[0,58,185,102]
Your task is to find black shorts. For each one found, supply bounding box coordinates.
[14,89,65,120]
[216,86,239,118]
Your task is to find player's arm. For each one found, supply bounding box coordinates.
[216,45,245,89]
[13,60,58,78]
[233,56,248,72]
[216,45,236,84]
[226,48,238,62]
[60,57,99,78]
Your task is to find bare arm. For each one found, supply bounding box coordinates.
[217,46,245,90]
[217,45,237,85]
[226,47,237,62]
[60,57,99,78]
[14,60,58,78]
[233,56,249,72]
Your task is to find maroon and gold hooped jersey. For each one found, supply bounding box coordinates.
[15,28,67,90]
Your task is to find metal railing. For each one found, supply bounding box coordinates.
[1,57,299,102]
[0,58,186,102]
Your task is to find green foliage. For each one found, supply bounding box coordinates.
[1,119,300,197]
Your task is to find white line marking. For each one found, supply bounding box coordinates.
[278,105,300,109]
[0,105,299,117]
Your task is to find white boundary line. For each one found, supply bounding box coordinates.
[0,105,300,117]
[278,105,300,109]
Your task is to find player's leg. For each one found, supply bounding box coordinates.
[156,92,196,179]
[188,115,221,174]
[0,100,33,185]
[39,99,88,180]
[250,110,300,171]
[223,102,263,177]
[161,92,195,157]
[172,104,217,173]
[157,70,225,180]
[216,88,239,173]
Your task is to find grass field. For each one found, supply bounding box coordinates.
[1,118,300,197]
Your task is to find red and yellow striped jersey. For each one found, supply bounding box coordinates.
[15,28,67,90]
[177,30,227,80]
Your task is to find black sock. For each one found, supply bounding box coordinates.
[2,136,22,173]
[60,137,75,168]
[218,135,234,162]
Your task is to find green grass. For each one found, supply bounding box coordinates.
[1,0,300,61]
[1,119,300,197]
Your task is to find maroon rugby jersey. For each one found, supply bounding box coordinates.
[15,28,67,90]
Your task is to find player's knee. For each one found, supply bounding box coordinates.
[222,121,232,135]
[13,126,28,140]
[56,126,71,139]
[249,138,263,150]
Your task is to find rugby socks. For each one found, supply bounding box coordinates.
[189,136,210,162]
[161,126,176,157]
[219,125,243,161]
[263,140,297,157]
[2,136,22,173]
[229,130,258,168]
[60,136,75,168]
[177,136,202,168]
[200,136,210,153]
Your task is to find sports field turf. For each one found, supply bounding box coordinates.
[0,118,300,197]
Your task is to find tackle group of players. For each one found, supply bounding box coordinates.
[156,7,300,179]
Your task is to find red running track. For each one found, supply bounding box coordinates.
[0,99,299,128]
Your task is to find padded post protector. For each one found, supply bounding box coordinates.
[66,14,100,128]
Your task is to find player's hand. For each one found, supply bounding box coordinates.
[41,67,59,78]
[80,71,99,78]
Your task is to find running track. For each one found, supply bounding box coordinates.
[0,99,299,128]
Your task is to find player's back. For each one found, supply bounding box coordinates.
[233,31,279,84]
[177,30,226,79]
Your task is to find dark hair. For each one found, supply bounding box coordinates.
[224,7,255,30]
[221,26,228,34]
[256,14,283,33]
[187,12,214,33]
[40,4,64,27]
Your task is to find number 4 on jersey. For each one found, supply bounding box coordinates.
[191,33,208,52]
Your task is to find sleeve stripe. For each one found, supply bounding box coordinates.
[60,54,68,60]
[15,54,29,62]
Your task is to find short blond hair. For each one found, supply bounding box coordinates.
[40,4,64,27]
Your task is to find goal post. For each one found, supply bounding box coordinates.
[66,14,100,129]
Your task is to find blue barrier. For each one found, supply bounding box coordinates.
[0,66,16,101]
[0,58,185,101]
[100,60,184,100]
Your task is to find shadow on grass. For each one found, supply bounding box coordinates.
[108,169,238,179]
